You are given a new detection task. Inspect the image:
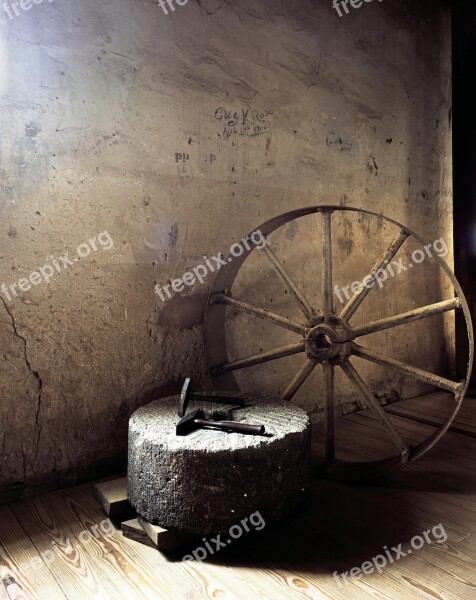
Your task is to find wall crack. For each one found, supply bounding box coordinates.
[0,298,43,461]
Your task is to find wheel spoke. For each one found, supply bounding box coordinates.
[210,293,306,335]
[351,343,463,396]
[351,298,462,339]
[211,342,305,376]
[322,210,333,313]
[323,362,335,465]
[282,358,318,400]
[341,359,409,457]
[260,243,317,320]
[340,229,409,321]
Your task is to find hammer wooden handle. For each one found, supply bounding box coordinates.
[194,419,265,435]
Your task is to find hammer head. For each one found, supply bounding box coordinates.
[178,377,192,417]
[176,408,203,436]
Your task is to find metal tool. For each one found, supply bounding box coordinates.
[178,377,245,417]
[176,408,265,436]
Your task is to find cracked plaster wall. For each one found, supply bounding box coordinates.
[0,0,453,501]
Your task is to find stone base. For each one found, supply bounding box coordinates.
[127,393,311,534]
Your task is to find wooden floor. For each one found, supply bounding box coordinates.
[2,392,476,599]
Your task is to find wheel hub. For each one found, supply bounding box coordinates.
[304,316,352,362]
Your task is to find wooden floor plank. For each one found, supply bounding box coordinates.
[82,481,342,600]
[344,410,476,489]
[392,392,476,435]
[411,541,476,598]
[331,412,476,525]
[77,482,310,600]
[0,505,66,600]
[10,490,146,600]
[248,487,457,600]
[3,390,476,600]
[302,480,471,599]
[343,410,476,470]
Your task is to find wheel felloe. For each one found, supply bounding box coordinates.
[204,206,474,482]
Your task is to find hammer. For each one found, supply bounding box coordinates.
[178,377,245,417]
[176,409,265,436]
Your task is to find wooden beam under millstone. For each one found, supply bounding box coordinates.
[93,478,136,522]
[121,518,158,549]
[138,515,199,553]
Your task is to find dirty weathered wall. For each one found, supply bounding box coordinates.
[0,0,453,501]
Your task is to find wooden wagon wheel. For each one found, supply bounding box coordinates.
[204,206,474,481]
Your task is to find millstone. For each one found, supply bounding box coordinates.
[127,393,311,534]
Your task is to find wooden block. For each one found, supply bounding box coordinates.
[137,515,175,546]
[93,478,136,522]
[138,515,198,552]
[121,519,157,549]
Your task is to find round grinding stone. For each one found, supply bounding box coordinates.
[128,393,311,534]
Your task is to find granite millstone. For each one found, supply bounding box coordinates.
[127,393,311,534]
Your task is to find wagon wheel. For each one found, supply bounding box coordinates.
[204,206,473,481]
